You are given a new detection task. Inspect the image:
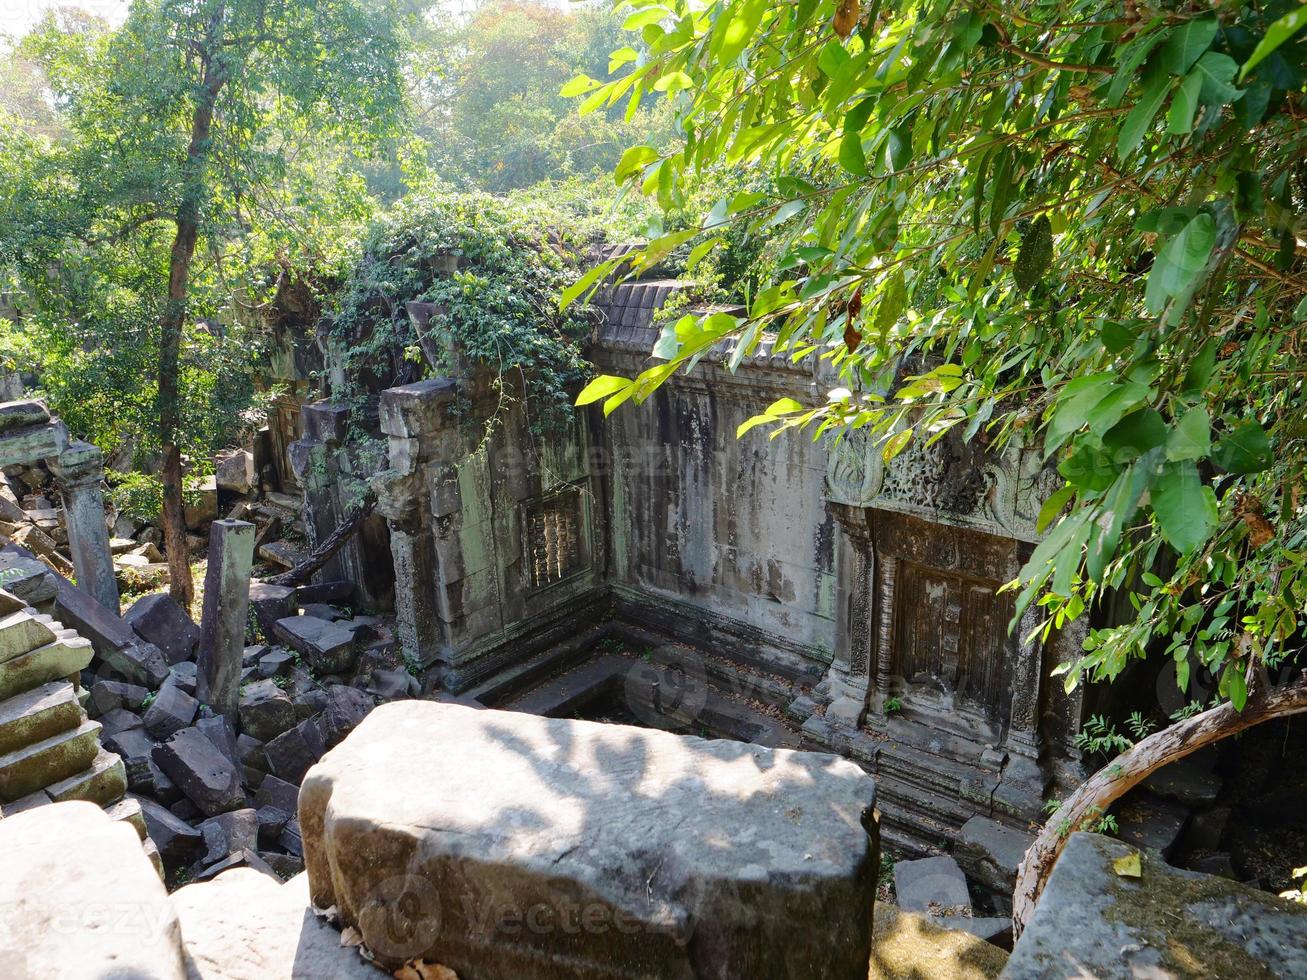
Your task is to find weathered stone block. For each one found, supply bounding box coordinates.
[957,816,1035,897]
[894,855,972,914]
[239,678,296,742]
[273,615,356,675]
[264,715,326,784]
[45,746,127,806]
[216,449,256,494]
[249,581,296,636]
[0,398,50,432]
[0,636,93,702]
[124,592,201,666]
[0,610,57,663]
[89,677,150,716]
[317,684,374,748]
[1003,832,1307,978]
[301,700,878,977]
[133,792,203,861]
[0,717,101,802]
[143,682,199,740]
[0,679,82,755]
[200,807,260,864]
[153,726,246,816]
[0,801,186,978]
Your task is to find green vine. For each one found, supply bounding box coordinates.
[324,187,625,438]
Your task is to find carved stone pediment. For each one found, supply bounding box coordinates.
[825,426,1060,543]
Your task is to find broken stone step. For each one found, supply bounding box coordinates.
[0,636,94,702]
[0,610,58,664]
[45,746,127,806]
[104,794,148,841]
[0,679,84,756]
[272,615,356,674]
[0,718,102,802]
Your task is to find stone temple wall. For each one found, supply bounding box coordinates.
[591,282,837,676]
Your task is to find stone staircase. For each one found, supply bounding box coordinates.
[0,588,157,870]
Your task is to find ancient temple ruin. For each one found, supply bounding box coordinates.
[283,267,1093,862]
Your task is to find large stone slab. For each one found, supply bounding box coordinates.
[273,615,356,674]
[173,869,384,979]
[0,800,186,978]
[1003,832,1307,979]
[301,700,878,978]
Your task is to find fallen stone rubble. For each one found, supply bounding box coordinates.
[73,574,412,887]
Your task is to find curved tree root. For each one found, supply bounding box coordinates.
[1012,675,1307,938]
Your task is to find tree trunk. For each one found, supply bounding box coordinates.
[266,489,377,587]
[158,14,227,610]
[1012,675,1307,937]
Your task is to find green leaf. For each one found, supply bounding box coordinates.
[1117,70,1171,159]
[614,145,660,184]
[839,130,867,176]
[1158,17,1217,75]
[1165,406,1211,461]
[1045,373,1115,455]
[653,71,693,93]
[576,375,631,406]
[685,237,722,271]
[1103,408,1167,459]
[560,74,599,98]
[1182,340,1218,393]
[1014,215,1053,291]
[1059,443,1118,492]
[622,7,669,31]
[1212,420,1273,473]
[1242,5,1307,80]
[1086,382,1151,436]
[1151,459,1216,553]
[1167,70,1203,134]
[1036,485,1075,534]
[1144,213,1215,314]
[1193,52,1241,106]
[882,427,913,461]
[1224,663,1248,711]
[559,259,614,311]
[717,0,767,64]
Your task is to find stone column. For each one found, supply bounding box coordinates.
[869,551,897,715]
[824,504,875,728]
[197,519,255,719]
[1002,601,1046,785]
[49,440,119,615]
[375,472,442,668]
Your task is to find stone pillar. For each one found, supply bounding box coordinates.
[197,519,255,719]
[49,440,119,615]
[1002,601,1046,785]
[378,379,457,672]
[870,551,897,715]
[824,504,874,728]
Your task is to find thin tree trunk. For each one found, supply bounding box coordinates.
[266,489,376,587]
[159,10,226,609]
[1012,675,1307,937]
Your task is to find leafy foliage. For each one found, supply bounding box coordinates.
[325,184,639,436]
[570,0,1307,712]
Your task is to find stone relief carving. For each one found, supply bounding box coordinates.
[825,426,1060,542]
